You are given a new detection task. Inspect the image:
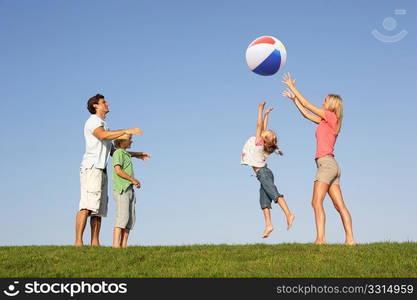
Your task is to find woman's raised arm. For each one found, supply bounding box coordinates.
[282,73,326,119]
[281,89,321,124]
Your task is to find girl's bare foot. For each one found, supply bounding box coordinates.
[261,226,274,238]
[286,214,295,230]
[314,239,326,245]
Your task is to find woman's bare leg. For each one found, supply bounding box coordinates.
[276,197,295,229]
[312,181,329,244]
[261,208,274,238]
[328,184,355,245]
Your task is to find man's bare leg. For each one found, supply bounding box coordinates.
[75,209,91,246]
[90,216,101,246]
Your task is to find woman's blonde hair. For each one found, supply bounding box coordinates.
[326,94,343,135]
[261,130,283,156]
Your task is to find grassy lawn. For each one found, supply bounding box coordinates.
[0,243,416,277]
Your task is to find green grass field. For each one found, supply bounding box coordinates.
[0,243,416,278]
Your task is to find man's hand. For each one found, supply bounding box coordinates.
[265,107,274,114]
[125,128,143,136]
[258,101,266,108]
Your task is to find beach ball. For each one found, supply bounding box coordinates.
[245,36,287,76]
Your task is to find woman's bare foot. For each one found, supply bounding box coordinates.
[314,239,326,245]
[286,214,295,230]
[261,226,274,238]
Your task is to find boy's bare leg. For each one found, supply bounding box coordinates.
[261,208,274,238]
[90,216,101,246]
[113,227,122,248]
[276,197,295,230]
[75,209,91,246]
[121,229,130,248]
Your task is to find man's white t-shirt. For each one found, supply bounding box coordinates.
[80,114,112,169]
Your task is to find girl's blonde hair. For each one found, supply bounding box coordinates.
[261,130,283,156]
[326,94,343,135]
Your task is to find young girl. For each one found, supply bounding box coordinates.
[241,102,295,238]
[281,72,355,245]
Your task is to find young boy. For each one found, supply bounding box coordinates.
[112,134,149,248]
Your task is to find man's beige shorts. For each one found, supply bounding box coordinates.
[315,155,341,185]
[79,167,108,217]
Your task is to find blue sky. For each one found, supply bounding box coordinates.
[0,0,416,246]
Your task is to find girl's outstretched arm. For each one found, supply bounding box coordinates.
[282,73,326,119]
[263,107,273,131]
[282,89,321,124]
[255,102,265,143]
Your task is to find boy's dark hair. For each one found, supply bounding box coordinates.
[87,94,105,114]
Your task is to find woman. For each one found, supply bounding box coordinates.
[281,73,355,245]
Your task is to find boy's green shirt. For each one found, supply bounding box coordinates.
[112,148,134,194]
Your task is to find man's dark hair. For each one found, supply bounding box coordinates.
[87,94,105,114]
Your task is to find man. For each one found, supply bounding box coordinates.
[75,94,148,246]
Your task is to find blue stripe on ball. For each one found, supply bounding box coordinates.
[252,50,281,76]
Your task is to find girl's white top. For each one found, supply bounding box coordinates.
[240,136,268,168]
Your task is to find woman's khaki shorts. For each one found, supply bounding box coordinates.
[315,155,341,185]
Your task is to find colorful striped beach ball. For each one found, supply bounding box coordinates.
[245,36,287,76]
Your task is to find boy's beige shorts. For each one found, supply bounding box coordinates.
[79,167,108,217]
[315,155,341,185]
[113,185,136,230]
